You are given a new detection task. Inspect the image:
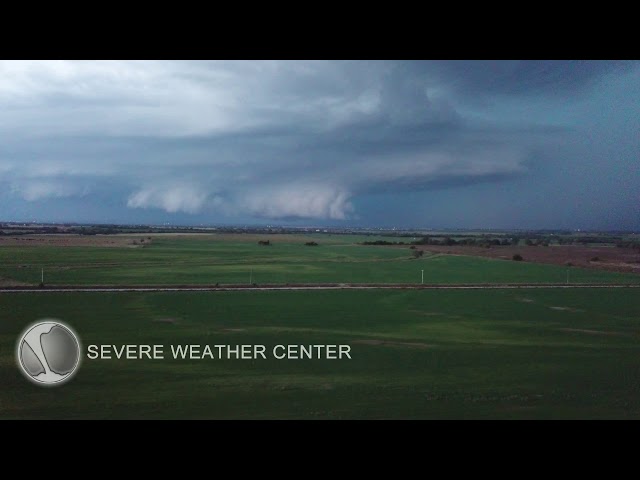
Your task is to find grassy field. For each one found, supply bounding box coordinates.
[1,234,638,285]
[1,288,640,419]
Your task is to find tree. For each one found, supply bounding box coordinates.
[412,250,424,258]
[512,254,523,261]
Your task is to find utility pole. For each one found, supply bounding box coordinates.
[41,267,44,284]
[421,269,424,284]
[250,268,253,285]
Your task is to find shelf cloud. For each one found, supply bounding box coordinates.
[0,60,638,228]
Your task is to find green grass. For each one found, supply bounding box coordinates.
[1,235,638,285]
[1,288,640,419]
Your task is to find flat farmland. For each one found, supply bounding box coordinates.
[414,244,640,274]
[0,234,639,286]
[1,288,639,419]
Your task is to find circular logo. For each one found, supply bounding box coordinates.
[16,320,81,386]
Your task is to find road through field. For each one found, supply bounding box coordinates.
[1,283,640,293]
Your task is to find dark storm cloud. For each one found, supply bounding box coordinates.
[0,60,637,228]
[424,60,633,96]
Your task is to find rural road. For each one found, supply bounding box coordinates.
[1,283,640,293]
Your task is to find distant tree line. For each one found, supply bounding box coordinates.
[360,235,640,249]
[362,240,407,246]
[0,226,63,235]
[524,238,550,246]
[411,236,515,247]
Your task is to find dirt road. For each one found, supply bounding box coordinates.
[1,283,639,293]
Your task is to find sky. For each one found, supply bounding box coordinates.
[0,60,638,230]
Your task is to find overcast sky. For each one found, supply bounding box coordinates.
[0,60,638,229]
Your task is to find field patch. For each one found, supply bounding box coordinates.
[557,328,625,336]
[411,244,640,274]
[1,288,640,419]
[549,306,584,312]
[152,318,180,324]
[353,339,433,349]
[0,234,638,286]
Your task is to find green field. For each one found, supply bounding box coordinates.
[2,288,640,419]
[1,234,638,285]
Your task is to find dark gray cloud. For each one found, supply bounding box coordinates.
[0,60,638,228]
[425,60,632,96]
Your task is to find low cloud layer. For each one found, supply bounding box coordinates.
[240,185,354,220]
[127,185,210,214]
[11,179,87,202]
[0,60,638,228]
